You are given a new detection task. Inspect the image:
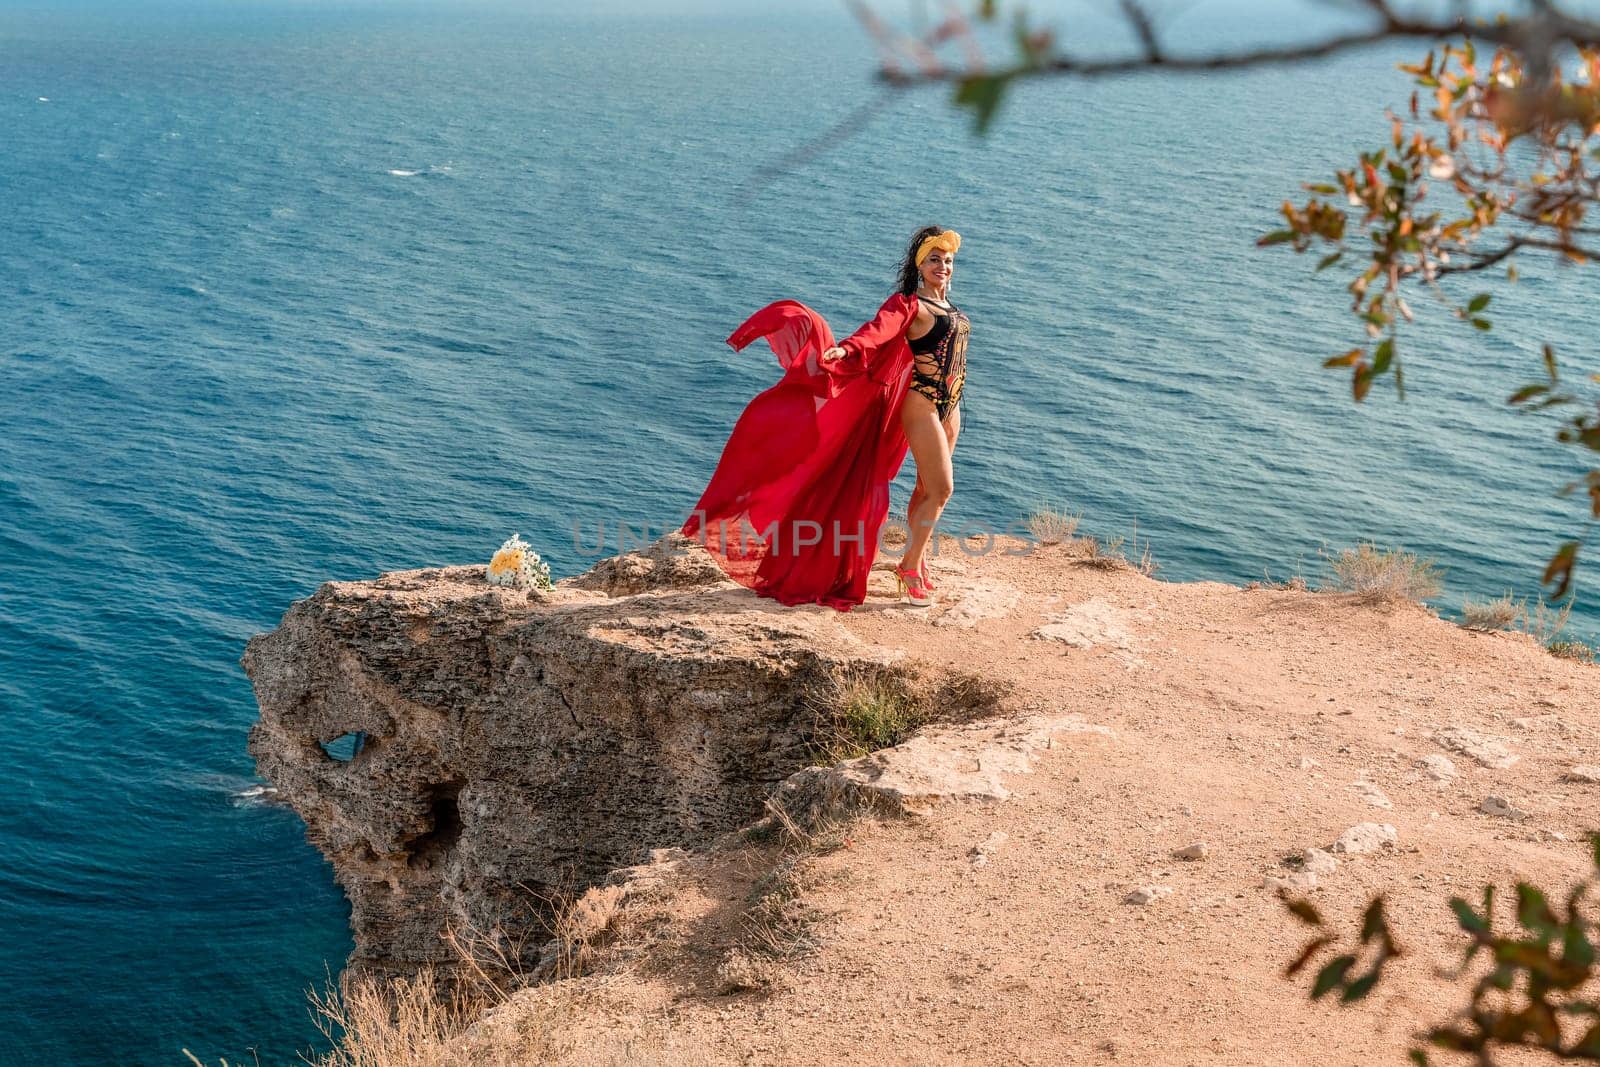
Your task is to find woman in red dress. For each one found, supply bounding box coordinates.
[682,226,968,611]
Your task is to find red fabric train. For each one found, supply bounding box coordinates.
[681,293,921,610]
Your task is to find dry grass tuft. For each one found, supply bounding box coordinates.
[1246,573,1309,592]
[704,855,825,996]
[1549,639,1597,663]
[720,815,856,995]
[1521,596,1573,645]
[183,970,518,1067]
[1459,591,1523,631]
[1055,519,1156,576]
[303,967,581,1067]
[757,771,875,855]
[1026,506,1082,546]
[1071,534,1125,570]
[926,668,1013,717]
[1321,542,1443,602]
[226,883,610,1067]
[1454,590,1572,644]
[740,857,823,962]
[1025,507,1157,576]
[1245,556,1310,592]
[304,970,480,1067]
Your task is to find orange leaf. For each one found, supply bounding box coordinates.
[1352,363,1374,403]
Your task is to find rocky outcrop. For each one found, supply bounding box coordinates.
[242,535,1000,980]
[774,711,1113,822]
[242,522,1600,1066]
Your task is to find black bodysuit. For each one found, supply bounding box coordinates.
[907,298,969,420]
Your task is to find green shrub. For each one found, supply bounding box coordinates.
[808,669,928,763]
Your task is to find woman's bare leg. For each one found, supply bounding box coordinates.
[917,405,961,577]
[899,393,953,578]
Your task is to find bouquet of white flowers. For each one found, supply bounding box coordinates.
[485,533,553,591]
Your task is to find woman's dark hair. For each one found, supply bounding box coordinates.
[896,225,945,296]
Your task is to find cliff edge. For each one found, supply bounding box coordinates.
[244,533,1600,1064]
[242,534,1000,979]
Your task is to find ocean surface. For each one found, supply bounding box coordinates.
[2,2,1596,1062]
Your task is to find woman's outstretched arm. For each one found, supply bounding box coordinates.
[821,293,918,370]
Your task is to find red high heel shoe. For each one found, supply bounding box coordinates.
[894,563,934,607]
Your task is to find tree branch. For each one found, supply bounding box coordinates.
[867,4,1600,87]
[1436,234,1600,274]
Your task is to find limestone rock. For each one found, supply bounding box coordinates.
[1330,823,1398,855]
[1564,765,1600,784]
[563,531,733,596]
[776,713,1114,820]
[1173,842,1210,861]
[1031,598,1142,651]
[1480,795,1528,821]
[1302,848,1339,876]
[1434,726,1519,770]
[969,831,1010,868]
[1512,714,1569,733]
[1349,781,1392,809]
[1417,754,1458,781]
[1125,885,1172,905]
[933,579,1021,630]
[1264,871,1319,892]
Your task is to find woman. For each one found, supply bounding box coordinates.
[682,226,968,611]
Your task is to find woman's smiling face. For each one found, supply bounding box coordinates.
[920,248,955,290]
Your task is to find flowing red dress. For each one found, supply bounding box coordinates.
[681,293,920,611]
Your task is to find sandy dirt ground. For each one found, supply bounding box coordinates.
[463,537,1599,1066]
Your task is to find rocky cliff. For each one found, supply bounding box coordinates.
[242,534,997,979]
[246,531,1600,1064]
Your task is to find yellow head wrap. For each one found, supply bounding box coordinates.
[914,229,961,267]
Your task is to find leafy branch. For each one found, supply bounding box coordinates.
[1260,38,1600,597]
[1282,833,1600,1063]
[849,2,1600,133]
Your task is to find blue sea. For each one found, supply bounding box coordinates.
[2,2,1595,1062]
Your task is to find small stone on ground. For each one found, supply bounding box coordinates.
[1125,885,1172,905]
[1417,754,1458,781]
[1302,848,1338,876]
[969,831,1010,867]
[1350,780,1392,809]
[1480,795,1528,821]
[1331,822,1398,855]
[1434,726,1519,770]
[1263,871,1319,892]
